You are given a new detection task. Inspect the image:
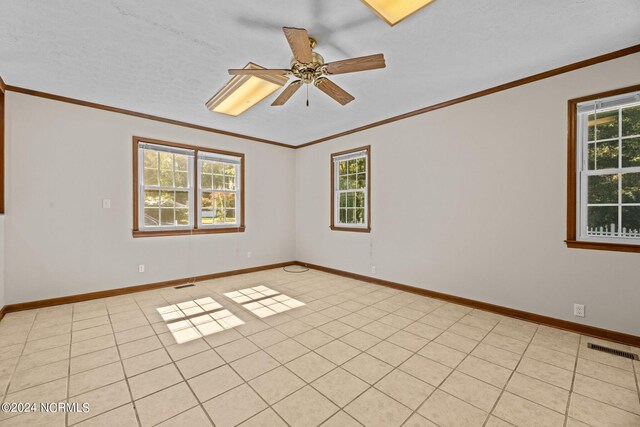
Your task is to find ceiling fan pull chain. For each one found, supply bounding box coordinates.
[306,84,310,107]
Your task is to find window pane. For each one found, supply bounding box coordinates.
[594,109,619,140]
[175,191,189,208]
[355,208,365,223]
[214,209,224,224]
[213,175,224,190]
[144,150,158,169]
[144,190,160,207]
[213,162,224,174]
[175,154,188,171]
[339,193,347,208]
[356,192,365,208]
[346,209,354,223]
[161,190,175,207]
[622,173,640,203]
[622,206,640,234]
[339,176,347,190]
[587,143,595,170]
[176,209,189,225]
[587,206,618,233]
[346,193,355,208]
[348,159,357,174]
[339,161,347,175]
[225,176,236,190]
[144,208,160,226]
[175,171,188,188]
[339,209,346,223]
[622,138,640,168]
[160,170,174,187]
[225,209,236,223]
[201,174,212,189]
[226,193,236,208]
[201,209,213,224]
[224,163,235,175]
[144,168,159,186]
[587,113,595,142]
[588,175,618,204]
[622,105,640,137]
[160,208,175,225]
[357,173,366,189]
[202,161,213,174]
[214,192,225,210]
[357,157,366,173]
[201,192,213,209]
[348,175,357,189]
[160,152,173,170]
[593,140,618,170]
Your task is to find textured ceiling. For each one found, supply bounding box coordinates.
[1,1,639,146]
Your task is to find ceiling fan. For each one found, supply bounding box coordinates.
[228,27,386,107]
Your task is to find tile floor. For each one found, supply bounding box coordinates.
[0,268,639,426]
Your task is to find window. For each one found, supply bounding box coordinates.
[331,146,371,232]
[133,137,245,237]
[567,85,640,252]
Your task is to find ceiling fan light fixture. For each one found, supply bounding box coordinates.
[207,63,288,116]
[361,0,436,26]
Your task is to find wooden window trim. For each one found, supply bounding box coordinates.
[0,86,4,215]
[330,145,371,233]
[566,84,640,253]
[132,136,245,237]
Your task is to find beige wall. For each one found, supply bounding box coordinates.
[4,93,296,304]
[295,53,640,336]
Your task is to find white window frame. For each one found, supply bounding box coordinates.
[138,143,195,232]
[332,148,369,229]
[576,91,640,244]
[197,151,242,229]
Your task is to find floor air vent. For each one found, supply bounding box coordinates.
[587,343,639,360]
[174,283,196,289]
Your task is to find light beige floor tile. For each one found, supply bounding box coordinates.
[530,333,579,357]
[273,385,339,427]
[564,417,591,427]
[374,369,434,410]
[164,338,209,361]
[448,322,490,342]
[68,380,131,425]
[399,354,452,387]
[320,411,362,427]
[9,359,69,392]
[72,325,113,344]
[276,320,313,337]
[69,361,124,397]
[72,316,110,332]
[249,366,305,404]
[265,339,310,364]
[312,367,369,407]
[482,332,528,354]
[493,321,537,343]
[300,312,333,328]
[568,393,640,427]
[492,392,564,427]
[117,336,162,359]
[128,364,183,399]
[294,329,335,350]
[386,330,429,352]
[418,389,487,427]
[203,328,243,348]
[524,344,576,371]
[506,372,569,413]
[418,341,466,368]
[458,314,499,331]
[0,343,23,361]
[239,408,287,427]
[237,320,270,337]
[578,345,634,371]
[15,345,69,371]
[122,348,171,377]
[248,328,288,348]
[471,343,520,370]
[135,382,198,427]
[318,320,355,338]
[378,313,413,329]
[0,411,65,426]
[434,331,479,353]
[315,340,360,365]
[74,403,138,427]
[231,350,280,380]
[71,334,116,358]
[366,341,412,366]
[516,357,573,390]
[484,416,516,427]
[156,406,213,427]
[216,338,260,362]
[573,373,640,414]
[0,378,67,423]
[345,387,411,427]
[339,313,373,329]
[340,330,381,351]
[286,352,335,383]
[440,371,501,411]
[23,333,71,354]
[188,364,243,402]
[204,383,268,427]
[342,353,393,384]
[175,349,225,379]
[114,325,154,345]
[576,357,637,390]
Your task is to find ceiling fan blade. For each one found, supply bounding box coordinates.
[314,78,354,106]
[324,54,386,75]
[271,80,303,106]
[228,69,290,76]
[283,27,313,63]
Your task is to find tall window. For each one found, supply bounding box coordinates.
[133,137,245,237]
[568,86,640,252]
[331,146,371,232]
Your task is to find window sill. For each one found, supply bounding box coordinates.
[330,225,371,233]
[133,226,246,238]
[565,239,640,253]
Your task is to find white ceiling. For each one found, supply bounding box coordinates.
[1,1,639,146]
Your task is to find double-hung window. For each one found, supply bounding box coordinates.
[568,86,640,252]
[331,146,371,232]
[133,137,245,237]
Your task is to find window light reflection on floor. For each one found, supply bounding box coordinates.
[156,297,244,344]
[224,286,305,318]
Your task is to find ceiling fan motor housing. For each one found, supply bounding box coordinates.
[291,51,325,84]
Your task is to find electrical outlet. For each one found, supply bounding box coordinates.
[574,304,585,317]
[138,264,145,273]
[102,199,111,209]
[247,251,252,259]
[371,266,376,274]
